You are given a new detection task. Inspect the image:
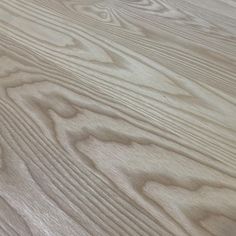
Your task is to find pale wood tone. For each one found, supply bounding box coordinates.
[0,0,236,235]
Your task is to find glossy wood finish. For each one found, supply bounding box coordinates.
[0,0,236,235]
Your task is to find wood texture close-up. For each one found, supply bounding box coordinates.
[0,0,236,235]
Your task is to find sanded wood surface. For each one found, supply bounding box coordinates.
[0,0,236,235]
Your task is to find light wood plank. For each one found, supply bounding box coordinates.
[0,0,236,235]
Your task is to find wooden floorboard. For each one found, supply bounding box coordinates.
[0,0,236,235]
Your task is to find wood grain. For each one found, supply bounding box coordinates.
[0,0,236,235]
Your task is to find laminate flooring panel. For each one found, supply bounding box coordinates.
[0,0,236,235]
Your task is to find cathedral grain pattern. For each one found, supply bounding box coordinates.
[0,0,236,235]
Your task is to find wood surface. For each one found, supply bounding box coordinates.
[0,0,236,235]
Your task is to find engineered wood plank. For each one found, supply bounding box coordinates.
[0,0,236,235]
